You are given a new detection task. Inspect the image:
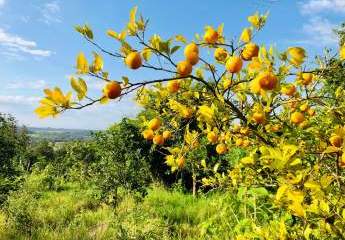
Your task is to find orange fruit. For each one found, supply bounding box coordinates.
[252,112,265,124]
[257,72,278,90]
[148,118,161,130]
[207,132,218,144]
[163,130,172,140]
[177,156,185,168]
[167,80,180,93]
[204,27,219,44]
[329,135,343,148]
[214,48,228,62]
[301,73,313,85]
[186,51,199,65]
[103,81,122,99]
[177,60,193,77]
[153,135,164,145]
[125,51,142,69]
[241,43,259,61]
[216,143,227,154]
[184,43,199,65]
[184,42,199,55]
[142,129,154,140]
[290,112,304,124]
[226,56,243,73]
[281,84,296,96]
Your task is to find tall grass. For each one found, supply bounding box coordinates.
[0,171,276,240]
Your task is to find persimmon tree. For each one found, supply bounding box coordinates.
[35,7,345,239]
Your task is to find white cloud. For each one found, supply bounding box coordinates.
[6,80,48,90]
[0,95,40,105]
[0,28,52,57]
[300,0,345,14]
[302,17,337,46]
[40,1,61,24]
[0,0,5,8]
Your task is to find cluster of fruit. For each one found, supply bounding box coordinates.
[142,118,171,146]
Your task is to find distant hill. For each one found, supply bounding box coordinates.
[27,127,95,142]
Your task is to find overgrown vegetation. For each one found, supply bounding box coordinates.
[2,6,345,240]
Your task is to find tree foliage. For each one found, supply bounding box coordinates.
[34,7,345,239]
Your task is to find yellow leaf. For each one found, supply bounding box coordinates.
[279,219,287,240]
[165,155,176,167]
[39,98,54,106]
[141,47,152,61]
[107,29,118,38]
[276,184,288,201]
[217,23,224,37]
[240,28,252,43]
[51,87,65,104]
[241,156,255,165]
[92,52,103,73]
[175,35,187,44]
[322,146,341,155]
[287,172,303,184]
[129,6,138,23]
[198,105,214,122]
[184,125,199,148]
[118,29,127,40]
[248,12,260,29]
[201,159,207,168]
[340,45,345,60]
[70,77,87,100]
[319,200,330,214]
[320,175,334,188]
[287,190,304,204]
[76,52,89,74]
[304,180,321,193]
[35,105,58,118]
[289,158,301,166]
[100,96,109,104]
[304,225,313,240]
[289,201,305,218]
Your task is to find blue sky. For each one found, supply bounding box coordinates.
[0,0,344,129]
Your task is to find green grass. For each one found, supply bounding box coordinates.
[0,172,276,240]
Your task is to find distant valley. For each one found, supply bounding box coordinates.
[27,127,96,142]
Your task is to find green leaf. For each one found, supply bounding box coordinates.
[122,76,129,86]
[170,46,180,55]
[84,25,93,39]
[248,187,269,197]
[75,25,85,34]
